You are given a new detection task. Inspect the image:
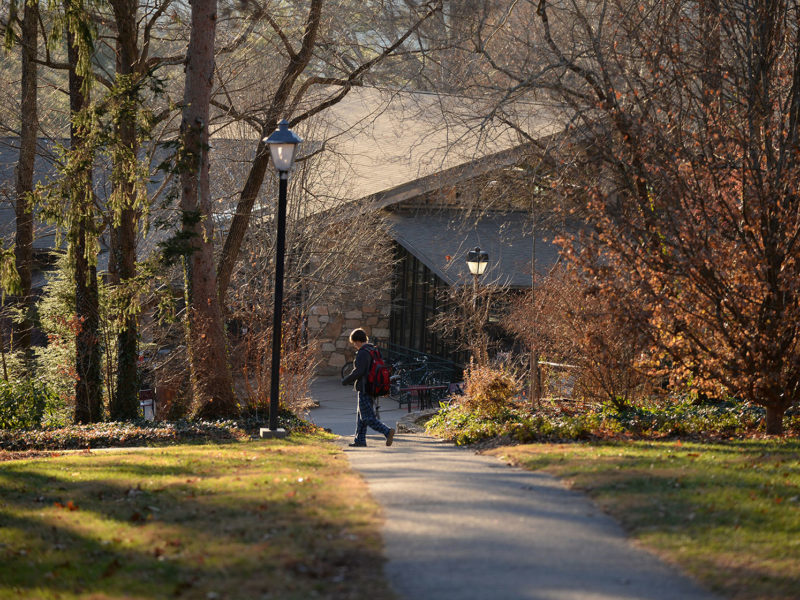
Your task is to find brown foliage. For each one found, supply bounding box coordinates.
[505,267,655,409]
[460,363,521,418]
[233,315,319,418]
[456,0,800,433]
[560,1,800,433]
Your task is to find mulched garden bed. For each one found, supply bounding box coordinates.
[0,414,321,452]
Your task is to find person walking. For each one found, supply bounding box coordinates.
[341,328,396,447]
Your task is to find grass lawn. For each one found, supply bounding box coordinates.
[489,439,800,600]
[0,434,396,600]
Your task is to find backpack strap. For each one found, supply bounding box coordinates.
[360,343,376,373]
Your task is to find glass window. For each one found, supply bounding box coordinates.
[389,244,462,363]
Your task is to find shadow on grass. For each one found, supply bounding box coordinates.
[0,443,392,600]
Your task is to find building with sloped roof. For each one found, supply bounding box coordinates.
[0,86,570,377]
[291,87,569,374]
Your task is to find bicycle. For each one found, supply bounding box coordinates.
[386,356,449,408]
[341,360,354,379]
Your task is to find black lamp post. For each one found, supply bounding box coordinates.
[260,120,302,438]
[466,246,489,365]
[466,246,489,307]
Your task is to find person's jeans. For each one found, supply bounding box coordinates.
[354,391,390,444]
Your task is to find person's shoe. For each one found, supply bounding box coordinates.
[386,428,396,447]
[348,442,367,447]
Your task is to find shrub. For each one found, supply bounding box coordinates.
[504,265,657,409]
[460,364,521,418]
[0,379,65,429]
[596,397,771,437]
[426,402,600,445]
[233,315,319,419]
[426,394,799,446]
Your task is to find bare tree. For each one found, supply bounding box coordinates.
[214,0,444,305]
[221,116,395,400]
[430,273,506,367]
[451,0,800,434]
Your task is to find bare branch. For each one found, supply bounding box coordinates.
[264,10,296,59]
[290,0,443,127]
[141,0,173,67]
[210,99,264,131]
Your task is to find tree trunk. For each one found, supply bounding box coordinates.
[75,233,102,423]
[764,404,785,436]
[109,205,139,420]
[215,0,324,304]
[67,17,102,424]
[115,216,139,415]
[108,0,141,420]
[13,0,38,365]
[180,0,237,418]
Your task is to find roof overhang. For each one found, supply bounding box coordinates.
[385,211,567,288]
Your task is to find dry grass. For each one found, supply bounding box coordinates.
[0,435,396,600]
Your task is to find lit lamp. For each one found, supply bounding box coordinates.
[466,246,489,277]
[266,120,302,172]
[260,120,302,439]
[467,246,489,305]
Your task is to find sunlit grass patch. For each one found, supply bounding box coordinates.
[491,439,800,600]
[0,434,396,600]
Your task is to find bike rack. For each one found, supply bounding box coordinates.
[383,342,464,382]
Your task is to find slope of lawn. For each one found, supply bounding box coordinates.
[490,439,800,600]
[0,434,396,600]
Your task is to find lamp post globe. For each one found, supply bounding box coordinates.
[466,246,489,276]
[265,119,303,173]
[260,120,302,438]
[467,247,489,297]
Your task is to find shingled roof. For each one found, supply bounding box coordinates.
[385,211,568,289]
[300,88,566,286]
[212,86,560,212]
[1,87,564,290]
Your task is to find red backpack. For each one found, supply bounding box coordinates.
[364,344,391,397]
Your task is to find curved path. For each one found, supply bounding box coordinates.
[311,378,719,600]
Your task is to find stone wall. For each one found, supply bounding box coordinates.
[310,292,391,376]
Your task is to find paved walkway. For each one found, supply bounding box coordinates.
[310,377,719,600]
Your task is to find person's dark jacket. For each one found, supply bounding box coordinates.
[341,344,373,394]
